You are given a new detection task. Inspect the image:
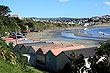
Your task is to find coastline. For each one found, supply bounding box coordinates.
[26,23,110,48]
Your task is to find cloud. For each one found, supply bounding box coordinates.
[104,2,110,5]
[58,0,70,2]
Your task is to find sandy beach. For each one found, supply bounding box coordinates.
[26,24,110,48]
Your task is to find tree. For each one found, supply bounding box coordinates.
[87,40,110,73]
[70,52,85,73]
[0,5,11,16]
[0,38,7,48]
[8,42,14,49]
[96,40,110,56]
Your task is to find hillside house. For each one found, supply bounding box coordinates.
[11,15,21,19]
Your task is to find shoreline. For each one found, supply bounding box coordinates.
[26,23,110,48]
[66,23,110,40]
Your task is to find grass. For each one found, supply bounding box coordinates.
[0,59,26,73]
[0,59,48,73]
[28,66,48,73]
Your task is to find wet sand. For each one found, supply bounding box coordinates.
[26,23,110,48]
[26,30,99,48]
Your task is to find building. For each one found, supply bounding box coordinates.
[45,45,85,72]
[14,43,96,72]
[20,45,37,66]
[32,44,70,68]
[11,15,21,19]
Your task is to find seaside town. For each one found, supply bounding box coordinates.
[0,1,110,73]
[25,15,110,26]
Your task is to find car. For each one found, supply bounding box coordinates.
[17,32,22,35]
[21,30,27,33]
[18,36,27,40]
[10,35,16,39]
[10,33,16,36]
[30,30,39,32]
[10,35,27,40]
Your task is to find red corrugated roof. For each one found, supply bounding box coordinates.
[12,15,19,17]
[32,44,74,54]
[32,44,64,54]
[50,45,85,56]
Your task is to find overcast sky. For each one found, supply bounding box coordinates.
[0,0,110,18]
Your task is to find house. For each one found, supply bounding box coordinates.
[31,44,74,68]
[46,50,71,72]
[45,45,85,72]
[11,15,21,19]
[80,23,90,26]
[45,46,96,72]
[63,47,96,59]
[63,47,97,70]
[14,44,37,66]
[20,45,37,66]
[14,43,96,72]
[14,44,24,55]
[32,44,68,68]
[14,42,55,66]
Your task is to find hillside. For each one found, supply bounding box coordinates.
[0,59,26,73]
[0,58,47,73]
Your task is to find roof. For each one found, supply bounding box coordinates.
[11,15,19,17]
[50,45,85,56]
[24,46,31,50]
[32,44,74,54]
[17,40,39,44]
[63,47,97,59]
[15,44,23,49]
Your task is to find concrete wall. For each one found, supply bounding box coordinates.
[46,51,56,72]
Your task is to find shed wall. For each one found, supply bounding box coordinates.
[46,51,56,72]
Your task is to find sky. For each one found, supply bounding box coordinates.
[0,0,110,18]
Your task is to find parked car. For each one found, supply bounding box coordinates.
[10,33,16,36]
[17,36,27,40]
[30,30,39,32]
[10,35,16,39]
[10,35,27,40]
[21,30,27,33]
[17,32,22,35]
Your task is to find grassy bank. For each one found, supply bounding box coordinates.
[0,59,26,73]
[0,59,47,73]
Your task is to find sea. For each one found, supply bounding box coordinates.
[54,27,110,41]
